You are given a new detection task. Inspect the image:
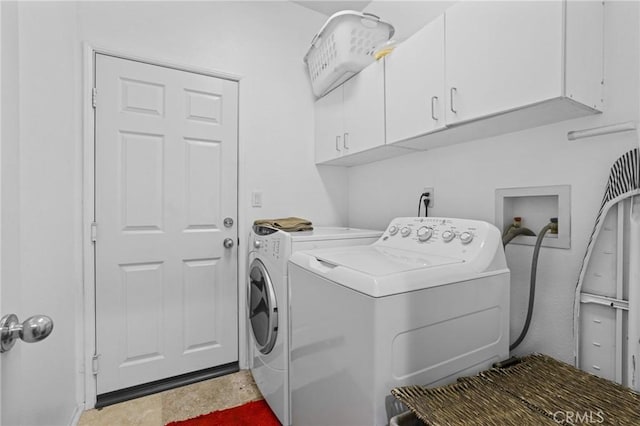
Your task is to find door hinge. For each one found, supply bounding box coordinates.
[92,353,100,375]
[91,222,97,243]
[92,87,97,109]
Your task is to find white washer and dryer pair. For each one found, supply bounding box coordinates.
[289,217,511,426]
[247,225,382,425]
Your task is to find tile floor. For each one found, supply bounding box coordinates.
[78,370,263,426]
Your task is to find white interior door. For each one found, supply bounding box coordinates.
[94,54,238,394]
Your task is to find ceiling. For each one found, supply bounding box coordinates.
[292,1,372,16]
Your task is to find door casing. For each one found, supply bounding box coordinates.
[81,44,244,408]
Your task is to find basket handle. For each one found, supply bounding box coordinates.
[304,11,394,62]
[312,11,382,45]
[309,34,320,48]
[362,12,381,21]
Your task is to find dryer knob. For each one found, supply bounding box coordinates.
[388,225,399,236]
[253,240,262,249]
[400,227,411,237]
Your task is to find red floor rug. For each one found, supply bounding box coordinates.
[166,399,281,426]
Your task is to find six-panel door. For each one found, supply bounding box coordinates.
[94,54,238,394]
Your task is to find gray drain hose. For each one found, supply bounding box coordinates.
[509,221,556,351]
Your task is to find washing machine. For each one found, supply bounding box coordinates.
[288,217,510,426]
[247,225,382,425]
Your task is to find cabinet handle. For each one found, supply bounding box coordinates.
[343,133,349,149]
[335,135,341,152]
[450,87,457,114]
[431,96,439,121]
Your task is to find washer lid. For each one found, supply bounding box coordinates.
[289,227,383,242]
[289,245,508,297]
[313,246,462,276]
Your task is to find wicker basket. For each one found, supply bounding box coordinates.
[391,354,640,426]
[304,10,394,98]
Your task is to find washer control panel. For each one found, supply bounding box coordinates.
[377,217,497,258]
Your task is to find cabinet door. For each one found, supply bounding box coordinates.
[342,60,385,156]
[314,86,344,164]
[445,1,563,124]
[386,15,446,143]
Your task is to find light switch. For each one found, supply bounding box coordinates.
[252,191,263,207]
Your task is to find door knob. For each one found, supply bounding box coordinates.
[0,314,54,353]
[223,238,235,249]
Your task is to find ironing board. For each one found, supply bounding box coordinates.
[574,148,640,390]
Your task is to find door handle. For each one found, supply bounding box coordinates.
[335,135,341,152]
[223,238,235,249]
[431,96,439,121]
[450,87,458,114]
[343,133,349,150]
[0,314,54,353]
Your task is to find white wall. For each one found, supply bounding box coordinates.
[347,1,640,363]
[9,1,346,424]
[364,0,455,41]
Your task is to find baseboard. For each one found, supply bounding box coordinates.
[68,403,85,426]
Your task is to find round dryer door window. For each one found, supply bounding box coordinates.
[248,258,278,355]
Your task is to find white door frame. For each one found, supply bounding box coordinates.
[81,44,243,408]
[0,3,4,417]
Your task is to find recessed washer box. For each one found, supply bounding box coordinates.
[495,185,571,249]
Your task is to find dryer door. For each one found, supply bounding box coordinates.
[248,258,278,355]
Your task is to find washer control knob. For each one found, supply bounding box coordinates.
[400,227,411,237]
[441,229,456,242]
[253,240,262,249]
[388,225,399,236]
[416,226,433,242]
[460,231,474,245]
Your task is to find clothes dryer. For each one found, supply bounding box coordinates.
[247,225,382,425]
[289,217,510,426]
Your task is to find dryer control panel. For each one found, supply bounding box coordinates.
[377,217,502,261]
[249,227,285,262]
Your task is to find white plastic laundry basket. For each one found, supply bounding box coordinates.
[303,10,394,98]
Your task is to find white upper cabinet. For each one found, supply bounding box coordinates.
[396,0,603,152]
[314,1,604,165]
[315,60,413,166]
[444,1,564,124]
[314,85,344,164]
[342,59,386,156]
[386,15,446,144]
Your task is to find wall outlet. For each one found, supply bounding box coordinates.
[423,187,434,208]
